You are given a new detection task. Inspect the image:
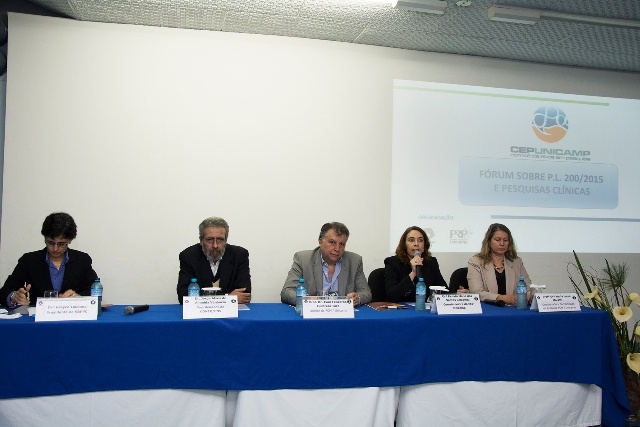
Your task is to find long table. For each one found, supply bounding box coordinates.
[0,303,630,426]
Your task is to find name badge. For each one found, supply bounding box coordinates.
[35,297,98,321]
[183,295,238,319]
[531,293,581,312]
[303,297,354,319]
[433,293,482,315]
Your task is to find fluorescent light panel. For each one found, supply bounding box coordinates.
[487,5,539,25]
[392,0,448,15]
[488,5,640,29]
[330,0,389,3]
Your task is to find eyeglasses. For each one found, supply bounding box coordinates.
[203,237,226,244]
[45,240,69,248]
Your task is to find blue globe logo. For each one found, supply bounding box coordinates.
[532,107,569,143]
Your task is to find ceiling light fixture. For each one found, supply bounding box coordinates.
[487,5,538,24]
[488,5,640,29]
[392,0,448,15]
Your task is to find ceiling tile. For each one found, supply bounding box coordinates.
[19,0,640,73]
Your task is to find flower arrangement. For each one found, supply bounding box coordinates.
[569,251,640,418]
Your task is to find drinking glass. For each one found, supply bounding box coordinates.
[202,287,222,296]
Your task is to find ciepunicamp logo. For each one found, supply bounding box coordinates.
[531,107,569,143]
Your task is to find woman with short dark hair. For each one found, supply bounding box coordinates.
[0,212,98,308]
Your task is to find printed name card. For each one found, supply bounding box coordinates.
[433,294,482,315]
[302,297,354,319]
[35,297,98,321]
[183,295,238,319]
[531,293,581,312]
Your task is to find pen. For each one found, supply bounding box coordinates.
[24,283,30,301]
[381,304,407,310]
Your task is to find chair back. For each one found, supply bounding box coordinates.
[368,267,387,302]
[449,267,469,293]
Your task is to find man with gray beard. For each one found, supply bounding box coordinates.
[177,216,251,304]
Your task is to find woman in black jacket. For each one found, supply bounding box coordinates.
[384,226,447,303]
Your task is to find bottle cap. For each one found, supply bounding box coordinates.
[519,277,525,280]
[191,278,197,282]
[418,277,424,282]
[298,278,305,283]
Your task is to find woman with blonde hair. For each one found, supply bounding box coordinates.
[467,223,531,304]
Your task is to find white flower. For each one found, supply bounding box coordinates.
[584,287,602,303]
[627,353,640,375]
[613,306,633,322]
[625,292,640,307]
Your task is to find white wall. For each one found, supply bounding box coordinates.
[0,71,5,235]
[2,13,639,305]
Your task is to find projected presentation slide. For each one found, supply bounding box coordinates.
[391,80,640,253]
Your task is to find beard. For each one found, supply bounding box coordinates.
[205,246,224,261]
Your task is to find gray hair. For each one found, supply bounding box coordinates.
[199,217,229,239]
[319,222,350,240]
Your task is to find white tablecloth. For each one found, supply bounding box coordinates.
[0,389,227,427]
[227,387,400,427]
[396,382,602,427]
[0,382,601,427]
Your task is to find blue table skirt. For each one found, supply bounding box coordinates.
[0,303,630,426]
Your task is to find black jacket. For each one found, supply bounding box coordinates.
[0,248,98,307]
[176,243,251,304]
[383,255,446,302]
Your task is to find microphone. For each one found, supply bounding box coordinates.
[124,304,150,315]
[413,250,422,278]
[483,300,506,307]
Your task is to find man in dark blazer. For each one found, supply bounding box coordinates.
[0,212,98,308]
[281,222,371,306]
[176,216,251,304]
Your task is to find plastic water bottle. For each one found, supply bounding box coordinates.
[90,278,103,315]
[295,278,306,316]
[188,278,200,297]
[416,277,426,311]
[517,277,527,310]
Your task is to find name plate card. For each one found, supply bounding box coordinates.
[35,297,98,322]
[183,295,238,319]
[302,297,354,319]
[433,294,482,315]
[531,293,581,312]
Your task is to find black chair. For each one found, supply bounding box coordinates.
[449,267,469,293]
[368,267,387,302]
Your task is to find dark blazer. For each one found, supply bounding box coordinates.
[176,243,251,304]
[384,255,447,302]
[0,248,98,307]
